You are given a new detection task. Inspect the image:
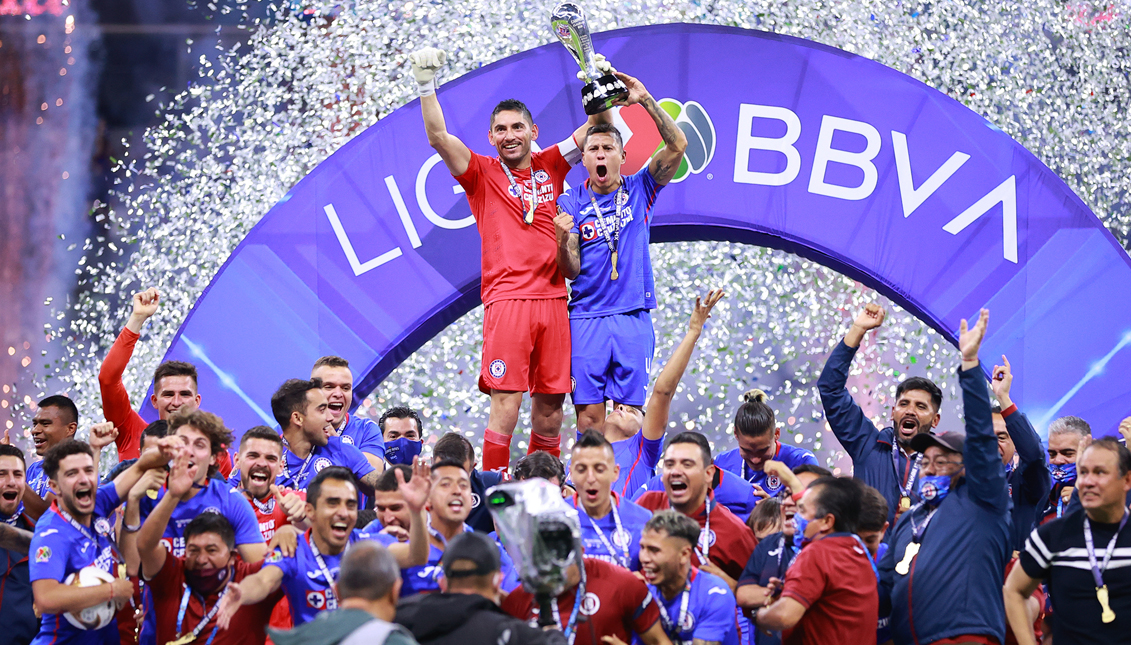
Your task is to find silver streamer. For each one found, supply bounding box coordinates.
[25,0,1131,473]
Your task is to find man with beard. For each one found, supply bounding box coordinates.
[29,437,179,645]
[0,444,36,645]
[638,510,740,645]
[409,47,612,472]
[364,465,415,540]
[636,432,757,588]
[398,460,518,596]
[311,357,386,473]
[131,450,282,645]
[568,430,652,570]
[818,304,944,524]
[217,464,431,628]
[269,379,379,496]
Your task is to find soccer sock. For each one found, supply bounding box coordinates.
[482,429,513,473]
[528,431,561,459]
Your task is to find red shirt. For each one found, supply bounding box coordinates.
[246,491,303,641]
[149,550,282,645]
[779,535,878,645]
[635,491,757,581]
[455,145,576,305]
[502,558,660,645]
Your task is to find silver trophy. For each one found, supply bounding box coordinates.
[550,2,627,115]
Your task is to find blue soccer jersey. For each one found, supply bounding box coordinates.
[278,437,375,492]
[633,468,758,522]
[29,486,123,645]
[398,524,520,596]
[139,477,264,556]
[467,469,503,533]
[266,529,377,625]
[572,430,663,499]
[648,568,741,645]
[558,167,661,317]
[714,443,819,497]
[568,493,651,570]
[25,459,50,498]
[338,413,386,459]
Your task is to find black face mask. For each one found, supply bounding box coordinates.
[184,564,231,596]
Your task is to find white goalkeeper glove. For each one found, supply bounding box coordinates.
[577,53,616,81]
[409,47,447,97]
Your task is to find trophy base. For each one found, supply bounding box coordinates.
[582,74,628,115]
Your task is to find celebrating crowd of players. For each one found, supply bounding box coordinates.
[1,49,1129,645]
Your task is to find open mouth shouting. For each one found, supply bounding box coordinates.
[640,564,661,585]
[667,476,690,501]
[247,467,272,488]
[32,432,47,453]
[582,487,602,505]
[327,400,345,421]
[72,483,95,509]
[329,520,351,541]
[897,416,919,438]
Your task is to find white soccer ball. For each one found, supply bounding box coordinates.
[62,566,117,631]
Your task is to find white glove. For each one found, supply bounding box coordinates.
[409,47,447,96]
[577,53,616,81]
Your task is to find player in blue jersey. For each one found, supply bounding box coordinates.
[217,464,430,628]
[269,378,380,495]
[553,69,687,435]
[29,437,178,645]
[568,430,652,570]
[639,510,741,645]
[568,291,726,499]
[24,395,79,508]
[714,390,819,499]
[311,356,387,473]
[635,465,759,522]
[379,406,425,466]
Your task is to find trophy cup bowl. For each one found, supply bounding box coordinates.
[550,2,627,115]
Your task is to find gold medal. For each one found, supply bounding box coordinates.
[899,496,911,511]
[895,541,920,575]
[611,250,619,281]
[1097,585,1116,624]
[167,634,196,645]
[524,191,535,224]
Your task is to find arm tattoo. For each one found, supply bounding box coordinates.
[643,95,681,147]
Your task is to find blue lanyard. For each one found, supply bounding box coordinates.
[852,535,880,582]
[550,582,585,645]
[175,583,226,645]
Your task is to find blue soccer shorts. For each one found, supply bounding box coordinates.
[569,309,654,406]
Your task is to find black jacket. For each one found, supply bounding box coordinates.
[396,592,566,645]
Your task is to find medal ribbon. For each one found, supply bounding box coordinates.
[587,184,625,257]
[173,579,229,645]
[892,448,922,499]
[577,493,629,567]
[549,579,585,645]
[499,159,539,224]
[1084,512,1129,589]
[57,504,123,564]
[909,505,938,544]
[248,493,275,515]
[307,533,340,610]
[693,498,712,565]
[655,568,693,640]
[280,444,316,490]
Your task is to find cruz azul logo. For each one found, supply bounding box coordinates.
[613,98,716,183]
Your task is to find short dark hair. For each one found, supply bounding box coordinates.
[490,99,532,127]
[239,425,284,452]
[378,406,423,437]
[573,429,614,456]
[746,496,782,535]
[733,389,775,438]
[793,464,834,478]
[312,355,350,370]
[433,432,474,468]
[37,395,78,426]
[271,378,323,429]
[644,509,701,546]
[43,439,94,480]
[581,122,623,150]
[807,476,864,534]
[665,432,712,468]
[513,451,565,484]
[169,410,233,458]
[375,464,412,492]
[184,512,236,550]
[1084,438,1131,477]
[895,377,943,411]
[140,420,168,451]
[430,458,468,475]
[308,466,359,507]
[857,483,889,533]
[0,444,26,467]
[153,361,198,390]
[338,541,400,600]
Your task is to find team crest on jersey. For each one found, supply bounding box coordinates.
[341,435,354,445]
[766,475,782,491]
[306,590,327,609]
[615,190,629,206]
[580,592,601,616]
[612,528,631,548]
[35,546,51,562]
[313,458,333,472]
[489,359,507,378]
[534,169,550,183]
[680,612,695,632]
[507,184,521,198]
[94,517,112,536]
[579,222,598,241]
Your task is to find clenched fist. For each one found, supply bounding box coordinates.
[554,208,575,241]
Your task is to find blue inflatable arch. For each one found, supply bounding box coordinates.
[151,24,1131,436]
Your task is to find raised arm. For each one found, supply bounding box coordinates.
[958,310,1008,511]
[411,48,472,177]
[608,71,687,186]
[0,522,32,555]
[644,290,724,441]
[111,436,181,500]
[120,468,166,578]
[135,460,187,580]
[382,457,432,568]
[817,304,887,462]
[992,355,1042,467]
[216,565,284,630]
[98,288,160,459]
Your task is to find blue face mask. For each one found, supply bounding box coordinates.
[1049,462,1077,484]
[384,438,423,465]
[918,475,952,505]
[792,514,811,547]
